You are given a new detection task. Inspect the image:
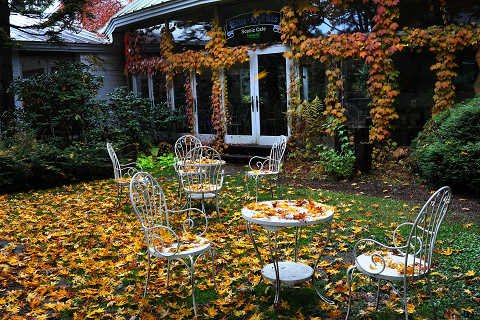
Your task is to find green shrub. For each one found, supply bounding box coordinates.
[90,88,185,149]
[0,139,110,192]
[317,124,356,179]
[410,97,480,194]
[4,61,186,191]
[10,62,102,146]
[135,151,176,177]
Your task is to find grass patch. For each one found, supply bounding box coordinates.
[0,174,478,319]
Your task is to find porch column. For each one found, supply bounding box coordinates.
[11,50,22,108]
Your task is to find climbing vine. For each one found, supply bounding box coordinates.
[324,63,346,135]
[124,0,480,163]
[184,75,195,133]
[404,25,480,115]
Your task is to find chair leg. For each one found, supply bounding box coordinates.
[210,248,217,290]
[403,277,409,320]
[375,279,381,310]
[255,176,259,202]
[116,184,122,207]
[345,266,357,320]
[215,194,220,221]
[245,176,250,201]
[166,259,171,288]
[178,180,183,202]
[426,274,437,320]
[188,256,197,316]
[143,252,151,297]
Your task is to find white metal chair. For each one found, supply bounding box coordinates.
[174,135,202,200]
[107,142,137,206]
[246,135,287,201]
[178,146,224,218]
[345,186,452,320]
[130,172,216,316]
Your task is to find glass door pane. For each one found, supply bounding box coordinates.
[226,62,252,135]
[257,53,288,136]
[196,70,214,134]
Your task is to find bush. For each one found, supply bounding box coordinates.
[136,150,176,178]
[317,124,356,179]
[2,60,185,191]
[10,62,102,146]
[88,88,185,150]
[410,97,480,194]
[0,139,110,192]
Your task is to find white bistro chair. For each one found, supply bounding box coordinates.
[246,135,287,201]
[174,135,202,200]
[178,146,224,218]
[107,142,137,206]
[130,172,216,316]
[345,186,452,319]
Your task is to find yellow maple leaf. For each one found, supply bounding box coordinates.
[465,270,476,277]
[206,305,217,317]
[249,312,263,320]
[439,247,453,256]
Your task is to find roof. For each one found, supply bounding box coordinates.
[10,12,108,45]
[114,0,172,16]
[102,0,224,38]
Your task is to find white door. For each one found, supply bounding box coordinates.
[225,45,291,145]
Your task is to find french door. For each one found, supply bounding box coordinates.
[225,45,291,145]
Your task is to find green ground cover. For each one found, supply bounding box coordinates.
[0,173,478,319]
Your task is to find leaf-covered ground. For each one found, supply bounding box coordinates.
[1,172,479,319]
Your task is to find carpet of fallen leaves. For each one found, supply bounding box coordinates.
[1,173,479,319]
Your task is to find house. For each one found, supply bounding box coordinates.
[10,11,126,106]
[100,0,480,147]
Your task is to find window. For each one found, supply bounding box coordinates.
[195,70,214,134]
[342,59,370,128]
[301,61,327,102]
[173,73,189,133]
[152,74,168,105]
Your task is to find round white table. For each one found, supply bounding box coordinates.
[241,200,335,305]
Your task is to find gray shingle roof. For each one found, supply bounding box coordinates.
[10,13,108,44]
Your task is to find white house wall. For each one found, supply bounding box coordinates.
[80,53,127,100]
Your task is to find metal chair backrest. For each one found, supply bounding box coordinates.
[268,135,288,173]
[130,172,168,235]
[402,186,452,275]
[107,143,122,180]
[180,146,224,193]
[130,172,208,253]
[174,135,202,162]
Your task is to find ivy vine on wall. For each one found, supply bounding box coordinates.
[124,0,480,162]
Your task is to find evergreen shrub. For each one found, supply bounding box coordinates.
[410,97,480,194]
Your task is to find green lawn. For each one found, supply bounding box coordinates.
[0,172,478,319]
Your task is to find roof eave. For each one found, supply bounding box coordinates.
[15,41,118,53]
[102,0,222,38]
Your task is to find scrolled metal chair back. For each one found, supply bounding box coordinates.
[180,146,224,193]
[396,186,452,276]
[130,172,169,246]
[174,135,202,162]
[107,143,122,180]
[268,135,287,172]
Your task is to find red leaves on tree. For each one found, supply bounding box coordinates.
[81,0,125,32]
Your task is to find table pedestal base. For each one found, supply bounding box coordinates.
[262,261,313,287]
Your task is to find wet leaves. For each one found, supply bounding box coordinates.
[0,176,479,319]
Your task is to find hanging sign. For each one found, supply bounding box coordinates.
[225,11,281,46]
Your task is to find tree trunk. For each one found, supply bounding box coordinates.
[0,0,13,133]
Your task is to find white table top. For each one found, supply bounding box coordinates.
[177,159,226,167]
[241,199,334,228]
